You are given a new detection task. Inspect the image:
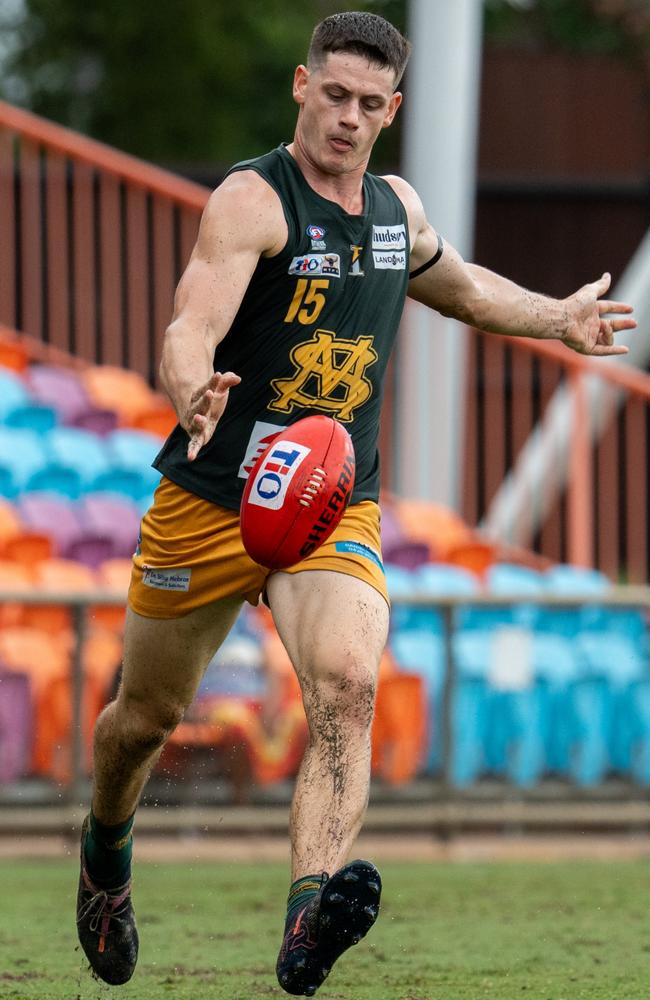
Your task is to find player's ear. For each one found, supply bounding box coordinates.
[293,64,310,106]
[382,91,402,129]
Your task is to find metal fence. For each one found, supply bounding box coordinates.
[1,588,649,810]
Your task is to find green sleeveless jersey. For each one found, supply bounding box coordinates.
[154,144,410,509]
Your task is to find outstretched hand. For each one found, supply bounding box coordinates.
[562,272,636,357]
[185,370,241,461]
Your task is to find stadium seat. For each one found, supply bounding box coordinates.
[0,627,70,697]
[4,402,58,433]
[94,558,131,631]
[28,558,97,633]
[383,540,431,571]
[79,493,140,559]
[1,530,53,572]
[0,500,22,546]
[390,628,445,773]
[378,496,407,552]
[0,338,29,373]
[372,672,427,784]
[70,407,119,436]
[443,539,497,578]
[43,427,110,487]
[18,492,85,556]
[27,467,84,500]
[90,467,151,501]
[394,498,472,561]
[0,369,29,419]
[129,404,177,438]
[82,365,157,422]
[27,364,92,423]
[105,429,163,492]
[0,669,33,782]
[0,428,46,496]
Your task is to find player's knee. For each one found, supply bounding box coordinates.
[303,657,377,730]
[115,694,185,758]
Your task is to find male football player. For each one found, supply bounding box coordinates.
[76,10,635,996]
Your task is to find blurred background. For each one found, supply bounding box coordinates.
[0,0,649,844]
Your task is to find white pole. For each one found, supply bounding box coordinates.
[396,0,483,508]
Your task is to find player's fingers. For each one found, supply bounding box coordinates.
[598,300,634,315]
[592,272,611,297]
[589,344,629,356]
[212,371,241,394]
[609,317,637,332]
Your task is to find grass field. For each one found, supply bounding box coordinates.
[2,856,650,999]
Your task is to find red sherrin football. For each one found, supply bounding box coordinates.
[239,415,356,569]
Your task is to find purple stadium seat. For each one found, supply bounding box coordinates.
[383,540,431,571]
[18,492,115,565]
[380,501,407,552]
[79,493,141,559]
[70,407,119,435]
[0,670,33,782]
[66,535,115,569]
[27,364,91,423]
[18,492,85,555]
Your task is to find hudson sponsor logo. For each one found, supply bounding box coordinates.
[142,566,192,592]
[248,442,311,510]
[373,250,406,270]
[289,253,341,278]
[238,420,286,479]
[372,224,406,250]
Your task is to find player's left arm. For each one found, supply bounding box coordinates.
[386,175,636,357]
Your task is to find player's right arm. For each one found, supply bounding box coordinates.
[159,170,287,460]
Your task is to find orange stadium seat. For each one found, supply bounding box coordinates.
[81,365,157,423]
[0,500,23,546]
[129,403,177,438]
[0,560,32,628]
[0,337,29,373]
[3,531,53,566]
[371,671,427,785]
[25,558,97,634]
[94,558,131,631]
[82,625,123,694]
[444,539,498,579]
[394,498,473,562]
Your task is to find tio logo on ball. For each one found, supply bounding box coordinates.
[249,442,311,510]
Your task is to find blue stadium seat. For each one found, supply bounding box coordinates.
[106,429,162,470]
[25,465,83,499]
[0,428,47,497]
[0,370,29,420]
[4,403,58,433]
[390,629,446,773]
[43,427,110,488]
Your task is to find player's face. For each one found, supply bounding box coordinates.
[292,52,402,176]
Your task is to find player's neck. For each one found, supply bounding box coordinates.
[286,141,366,216]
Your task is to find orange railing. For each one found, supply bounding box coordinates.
[464,333,650,582]
[2,101,649,582]
[0,101,210,385]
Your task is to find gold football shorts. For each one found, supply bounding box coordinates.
[128,477,387,618]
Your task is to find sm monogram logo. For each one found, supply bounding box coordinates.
[269,330,378,422]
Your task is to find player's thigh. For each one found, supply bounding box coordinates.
[118,598,242,721]
[267,569,389,690]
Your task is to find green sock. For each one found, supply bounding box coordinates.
[83,810,134,890]
[286,874,324,920]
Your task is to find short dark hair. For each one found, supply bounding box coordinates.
[308,11,411,87]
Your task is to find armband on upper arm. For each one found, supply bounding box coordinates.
[409,233,444,280]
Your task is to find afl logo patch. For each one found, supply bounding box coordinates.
[306,224,327,241]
